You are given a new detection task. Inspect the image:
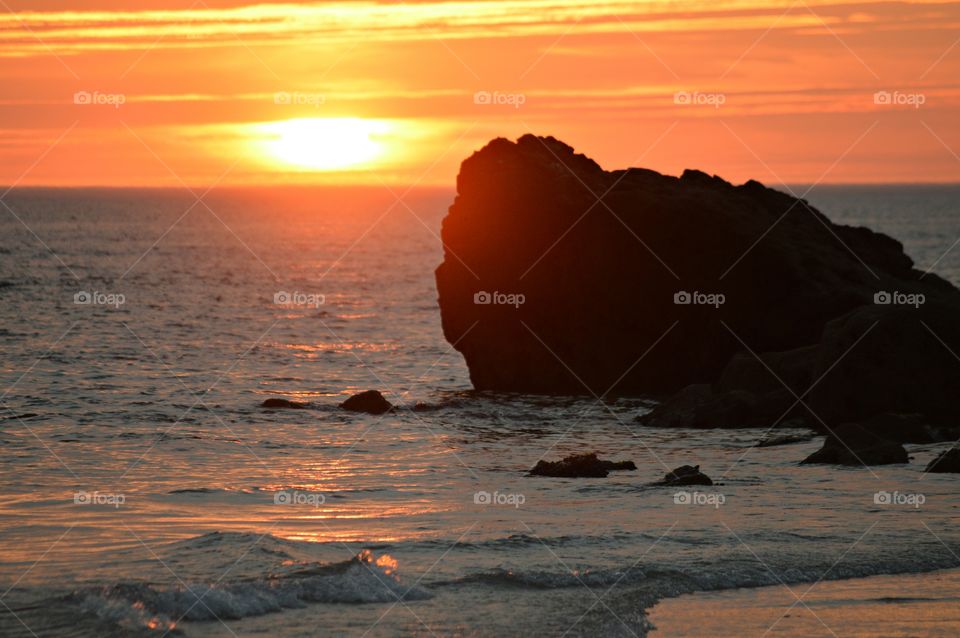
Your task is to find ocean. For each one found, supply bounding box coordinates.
[0,183,958,637]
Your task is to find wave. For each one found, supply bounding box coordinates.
[446,550,958,594]
[62,549,431,633]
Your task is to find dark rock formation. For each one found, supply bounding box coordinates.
[654,464,713,486]
[529,453,636,478]
[261,398,309,409]
[800,424,908,466]
[925,448,960,473]
[339,390,394,415]
[436,135,960,437]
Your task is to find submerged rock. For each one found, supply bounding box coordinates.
[599,459,637,472]
[845,413,951,444]
[753,431,817,447]
[339,390,394,415]
[636,383,796,429]
[801,424,908,466]
[436,135,960,437]
[925,448,960,473]
[529,453,636,478]
[654,465,713,486]
[261,398,309,409]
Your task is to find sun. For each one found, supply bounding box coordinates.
[262,118,390,171]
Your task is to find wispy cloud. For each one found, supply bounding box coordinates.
[0,0,955,57]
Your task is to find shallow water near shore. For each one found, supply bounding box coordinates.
[0,184,958,636]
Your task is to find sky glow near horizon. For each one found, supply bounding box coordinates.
[0,0,958,187]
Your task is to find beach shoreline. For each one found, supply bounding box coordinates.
[646,568,960,637]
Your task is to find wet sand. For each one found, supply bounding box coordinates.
[648,568,960,637]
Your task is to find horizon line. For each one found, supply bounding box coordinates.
[3,180,960,192]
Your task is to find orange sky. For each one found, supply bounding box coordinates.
[1,0,959,187]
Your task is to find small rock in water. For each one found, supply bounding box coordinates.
[340,390,394,415]
[529,453,636,478]
[925,448,960,473]
[656,464,713,486]
[800,423,908,466]
[261,398,309,409]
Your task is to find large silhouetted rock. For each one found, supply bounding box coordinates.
[436,135,960,433]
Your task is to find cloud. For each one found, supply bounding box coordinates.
[0,0,954,57]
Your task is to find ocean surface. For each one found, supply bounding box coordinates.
[0,183,958,637]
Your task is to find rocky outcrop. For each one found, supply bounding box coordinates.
[436,135,960,436]
[529,453,636,478]
[800,424,908,466]
[339,390,394,415]
[653,465,713,486]
[925,448,960,473]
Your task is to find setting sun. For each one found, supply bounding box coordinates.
[261,118,391,171]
